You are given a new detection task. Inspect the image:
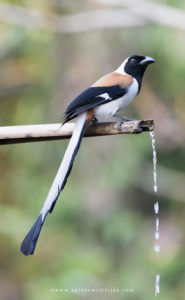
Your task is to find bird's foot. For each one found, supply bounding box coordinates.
[113,114,136,123]
[91,117,98,124]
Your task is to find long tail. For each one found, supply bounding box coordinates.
[21,113,87,255]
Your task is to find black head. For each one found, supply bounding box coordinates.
[123,54,155,89]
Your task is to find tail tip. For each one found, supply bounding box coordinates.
[20,240,35,256]
[20,214,43,256]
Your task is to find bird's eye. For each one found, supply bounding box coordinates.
[130,58,136,64]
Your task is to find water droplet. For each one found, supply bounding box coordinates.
[155,274,160,296]
[156,217,159,231]
[154,244,160,253]
[154,201,159,214]
[155,231,160,240]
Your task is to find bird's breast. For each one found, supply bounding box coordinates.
[119,79,139,107]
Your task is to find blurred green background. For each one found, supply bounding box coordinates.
[0,1,185,299]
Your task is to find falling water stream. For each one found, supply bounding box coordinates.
[150,130,160,296]
[150,130,158,194]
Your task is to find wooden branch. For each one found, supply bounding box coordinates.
[0,120,153,145]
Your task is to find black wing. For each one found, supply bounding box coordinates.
[62,85,128,124]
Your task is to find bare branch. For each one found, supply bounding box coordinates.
[0,1,185,33]
[96,0,185,31]
[0,120,153,145]
[0,2,146,33]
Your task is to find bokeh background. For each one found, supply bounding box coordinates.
[0,1,185,299]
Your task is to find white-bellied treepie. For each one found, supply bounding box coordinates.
[21,54,155,255]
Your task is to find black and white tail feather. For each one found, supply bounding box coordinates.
[20,113,87,255]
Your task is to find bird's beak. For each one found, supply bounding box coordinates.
[140,56,155,65]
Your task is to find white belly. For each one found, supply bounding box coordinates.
[94,79,138,119]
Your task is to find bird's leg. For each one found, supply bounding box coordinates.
[113,114,136,123]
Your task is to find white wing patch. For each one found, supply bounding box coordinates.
[97,93,111,100]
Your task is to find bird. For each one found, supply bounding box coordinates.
[20,54,155,255]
